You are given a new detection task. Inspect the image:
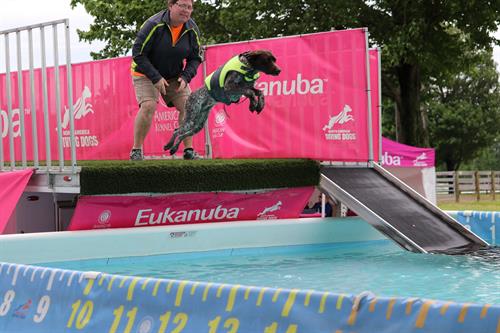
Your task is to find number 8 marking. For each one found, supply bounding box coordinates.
[0,290,15,316]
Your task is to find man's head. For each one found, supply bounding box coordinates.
[168,0,194,26]
[242,50,281,76]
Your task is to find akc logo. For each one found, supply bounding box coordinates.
[214,110,226,125]
[212,109,226,138]
[95,210,112,229]
[98,210,111,224]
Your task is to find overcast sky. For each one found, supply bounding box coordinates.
[0,0,106,72]
[1,0,499,73]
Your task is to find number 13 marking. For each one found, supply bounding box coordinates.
[208,316,240,333]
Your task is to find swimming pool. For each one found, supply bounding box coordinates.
[44,240,500,305]
[0,216,499,332]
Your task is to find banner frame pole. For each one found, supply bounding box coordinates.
[203,28,365,49]
[364,28,374,166]
[377,47,383,164]
[202,47,212,159]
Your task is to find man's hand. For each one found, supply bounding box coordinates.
[176,77,187,92]
[154,78,169,95]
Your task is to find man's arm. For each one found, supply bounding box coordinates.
[132,20,163,84]
[180,22,203,83]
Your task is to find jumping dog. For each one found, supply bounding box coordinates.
[163,50,281,155]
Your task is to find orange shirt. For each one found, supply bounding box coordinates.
[131,24,185,77]
[170,24,184,45]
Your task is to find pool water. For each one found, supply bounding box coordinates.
[44,240,500,305]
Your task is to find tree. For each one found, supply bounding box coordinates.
[461,141,500,171]
[68,0,219,58]
[426,50,500,171]
[71,0,500,147]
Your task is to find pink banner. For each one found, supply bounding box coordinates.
[0,169,33,233]
[0,58,205,161]
[1,30,380,163]
[381,137,435,167]
[208,29,371,161]
[68,187,314,231]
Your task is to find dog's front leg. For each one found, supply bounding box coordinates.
[242,89,259,112]
[253,88,265,114]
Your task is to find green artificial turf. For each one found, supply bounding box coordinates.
[79,159,320,195]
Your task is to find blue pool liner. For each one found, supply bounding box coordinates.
[455,211,499,246]
[0,262,498,333]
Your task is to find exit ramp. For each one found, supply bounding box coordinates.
[320,164,488,254]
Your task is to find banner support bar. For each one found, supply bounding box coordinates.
[364,28,374,167]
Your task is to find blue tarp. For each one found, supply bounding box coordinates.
[455,211,499,246]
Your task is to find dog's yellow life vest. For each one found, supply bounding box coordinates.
[205,55,260,105]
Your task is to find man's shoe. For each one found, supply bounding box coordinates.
[130,148,144,161]
[183,148,200,160]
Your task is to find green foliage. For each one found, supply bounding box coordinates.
[461,140,500,171]
[69,0,159,59]
[365,2,500,147]
[79,159,320,195]
[427,51,500,171]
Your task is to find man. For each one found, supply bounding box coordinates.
[130,0,202,160]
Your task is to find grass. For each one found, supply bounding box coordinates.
[437,195,500,211]
[79,159,320,195]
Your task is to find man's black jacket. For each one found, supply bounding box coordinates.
[131,10,202,84]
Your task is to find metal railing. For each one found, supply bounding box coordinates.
[0,19,77,173]
[436,171,500,202]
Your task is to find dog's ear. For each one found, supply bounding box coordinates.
[241,50,260,64]
[243,50,281,76]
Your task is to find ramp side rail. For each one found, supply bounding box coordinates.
[320,172,426,253]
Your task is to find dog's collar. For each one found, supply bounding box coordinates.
[240,66,259,81]
[239,56,260,81]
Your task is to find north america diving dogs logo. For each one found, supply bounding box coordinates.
[323,105,357,141]
[257,201,282,220]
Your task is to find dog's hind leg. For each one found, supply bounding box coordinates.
[168,138,183,155]
[163,92,199,152]
[169,114,208,155]
[169,129,194,155]
[166,122,192,155]
[169,107,213,155]
[167,88,216,156]
[163,128,179,151]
